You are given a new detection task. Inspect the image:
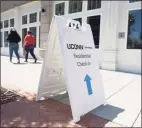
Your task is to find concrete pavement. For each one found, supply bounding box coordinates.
[1,56,141,127]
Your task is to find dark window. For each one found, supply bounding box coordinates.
[22,28,27,47]
[30,12,37,23]
[69,0,82,14]
[88,0,101,10]
[0,32,3,47]
[10,18,14,27]
[0,21,3,29]
[4,20,8,28]
[4,31,8,47]
[39,11,41,21]
[127,9,142,49]
[22,15,27,25]
[39,26,40,48]
[73,18,82,25]
[29,27,37,47]
[55,3,65,15]
[87,15,101,48]
[129,0,141,3]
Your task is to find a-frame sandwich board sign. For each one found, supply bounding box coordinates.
[36,16,106,123]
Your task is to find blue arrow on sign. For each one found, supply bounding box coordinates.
[84,74,93,95]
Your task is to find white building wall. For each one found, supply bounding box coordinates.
[1,1,41,59]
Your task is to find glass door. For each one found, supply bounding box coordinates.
[4,31,9,47]
[22,28,27,47]
[87,15,101,49]
[0,32,3,47]
[127,9,142,49]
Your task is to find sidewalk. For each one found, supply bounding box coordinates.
[1,56,141,127]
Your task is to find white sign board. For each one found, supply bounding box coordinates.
[36,16,106,123]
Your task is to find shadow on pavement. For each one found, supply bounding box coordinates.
[0,87,21,104]
[29,62,42,64]
[91,104,125,122]
[1,94,123,127]
[49,91,125,126]
[46,90,125,122]
[13,62,28,65]
[1,97,79,127]
[37,90,124,127]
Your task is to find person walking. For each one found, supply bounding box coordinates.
[23,31,37,63]
[7,29,21,64]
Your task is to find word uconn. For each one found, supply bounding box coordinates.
[67,44,83,50]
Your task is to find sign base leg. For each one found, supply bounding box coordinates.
[103,101,107,106]
[35,95,41,101]
[73,117,80,123]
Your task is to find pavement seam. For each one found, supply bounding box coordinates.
[131,110,141,127]
[106,77,138,100]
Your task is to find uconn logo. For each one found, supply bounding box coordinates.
[67,44,84,50]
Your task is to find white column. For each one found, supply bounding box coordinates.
[82,1,87,12]
[64,1,68,15]
[40,1,50,49]
[101,1,120,71]
[13,7,23,51]
[13,7,20,33]
[39,1,53,57]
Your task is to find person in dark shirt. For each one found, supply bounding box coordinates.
[7,29,21,63]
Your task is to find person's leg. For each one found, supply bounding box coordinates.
[13,43,20,63]
[29,48,37,63]
[25,46,29,62]
[9,44,13,62]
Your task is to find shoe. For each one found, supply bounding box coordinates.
[17,61,20,64]
[34,59,37,63]
[24,60,28,62]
